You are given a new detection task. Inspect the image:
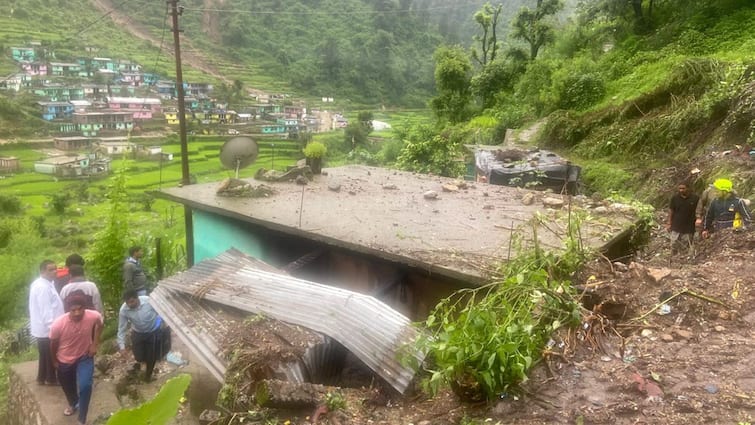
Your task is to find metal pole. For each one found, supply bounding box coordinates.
[169,0,194,267]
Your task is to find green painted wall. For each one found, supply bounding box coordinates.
[193,209,264,263]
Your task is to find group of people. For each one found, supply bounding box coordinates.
[27,246,169,425]
[667,178,752,255]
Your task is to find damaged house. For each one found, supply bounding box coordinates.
[152,165,637,410]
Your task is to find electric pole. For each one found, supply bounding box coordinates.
[169,0,194,266]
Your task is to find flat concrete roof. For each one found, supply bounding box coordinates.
[157,165,637,283]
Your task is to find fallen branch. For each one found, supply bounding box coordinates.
[631,289,727,322]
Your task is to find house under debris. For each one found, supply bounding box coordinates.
[150,248,422,396]
[152,165,638,403]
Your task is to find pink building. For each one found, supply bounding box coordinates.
[21,62,47,76]
[106,97,161,119]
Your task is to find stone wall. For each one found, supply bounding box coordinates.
[7,364,48,425]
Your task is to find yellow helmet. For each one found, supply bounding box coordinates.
[713,178,732,192]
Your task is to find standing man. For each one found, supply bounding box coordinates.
[59,264,104,316]
[54,253,85,294]
[50,292,102,425]
[117,290,169,382]
[667,182,699,256]
[703,178,751,237]
[123,246,148,296]
[29,259,64,385]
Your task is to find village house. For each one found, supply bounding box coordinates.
[69,99,92,113]
[11,47,36,62]
[38,101,74,121]
[184,81,213,97]
[20,62,47,76]
[117,59,141,73]
[33,84,85,102]
[57,111,134,136]
[0,157,21,173]
[95,137,136,156]
[119,72,144,86]
[81,83,107,99]
[33,155,89,177]
[54,136,93,151]
[154,81,175,99]
[48,62,82,77]
[0,74,33,91]
[155,165,638,321]
[106,96,162,119]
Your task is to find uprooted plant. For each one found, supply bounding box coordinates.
[413,215,588,401]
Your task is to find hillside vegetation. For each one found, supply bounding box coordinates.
[387,0,755,205]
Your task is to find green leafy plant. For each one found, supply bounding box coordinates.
[106,374,191,424]
[325,391,346,411]
[303,141,327,159]
[414,223,584,400]
[86,167,130,311]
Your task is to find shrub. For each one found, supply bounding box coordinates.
[303,141,327,159]
[0,195,22,215]
[557,73,606,110]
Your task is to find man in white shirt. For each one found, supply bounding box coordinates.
[29,259,65,385]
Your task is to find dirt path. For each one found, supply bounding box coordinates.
[89,0,230,83]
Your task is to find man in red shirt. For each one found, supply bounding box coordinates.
[50,291,102,425]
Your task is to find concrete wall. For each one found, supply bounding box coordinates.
[7,363,48,425]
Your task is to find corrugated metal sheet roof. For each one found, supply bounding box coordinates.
[151,248,423,394]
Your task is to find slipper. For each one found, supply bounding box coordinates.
[63,406,77,416]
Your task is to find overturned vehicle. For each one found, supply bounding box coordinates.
[471,146,581,195]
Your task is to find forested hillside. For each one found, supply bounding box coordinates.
[1,0,537,105]
[390,0,755,205]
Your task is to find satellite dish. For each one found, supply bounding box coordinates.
[219,136,259,178]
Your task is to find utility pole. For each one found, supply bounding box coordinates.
[169,0,194,266]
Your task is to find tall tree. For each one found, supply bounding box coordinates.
[471,3,504,67]
[511,0,563,61]
[430,46,473,124]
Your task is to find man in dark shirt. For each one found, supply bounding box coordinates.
[123,246,148,296]
[667,183,699,256]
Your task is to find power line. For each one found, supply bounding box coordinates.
[181,1,484,16]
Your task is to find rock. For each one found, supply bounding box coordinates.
[521,192,535,205]
[594,206,608,213]
[673,329,693,339]
[717,311,730,321]
[95,355,114,374]
[703,384,719,394]
[542,196,565,209]
[383,183,398,190]
[641,329,653,338]
[714,325,725,332]
[613,261,629,272]
[418,421,432,425]
[442,184,459,192]
[647,267,672,283]
[295,175,308,185]
[456,181,469,189]
[423,190,438,200]
[660,334,674,342]
[328,181,342,192]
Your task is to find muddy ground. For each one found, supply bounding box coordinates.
[194,224,754,425]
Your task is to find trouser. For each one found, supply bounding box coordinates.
[36,338,57,384]
[58,355,94,424]
[670,231,694,255]
[132,328,162,380]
